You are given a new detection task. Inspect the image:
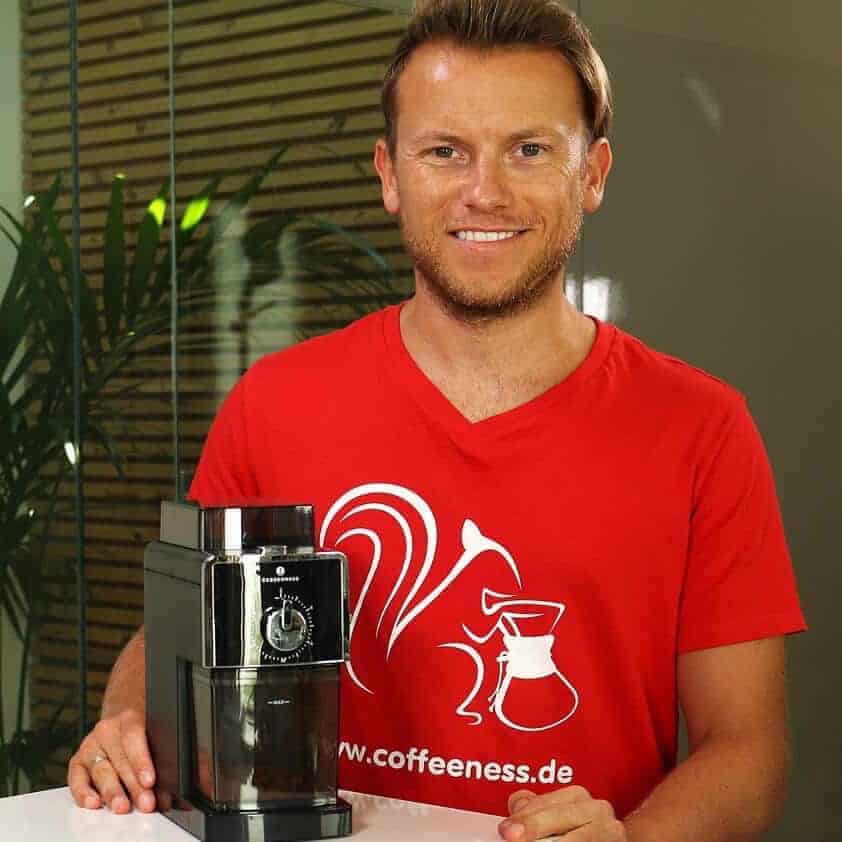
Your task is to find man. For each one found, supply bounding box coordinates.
[68,2,806,840]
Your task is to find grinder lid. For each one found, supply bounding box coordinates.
[159,501,315,553]
[203,504,315,552]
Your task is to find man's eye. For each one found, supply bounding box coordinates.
[520,143,543,157]
[433,146,455,158]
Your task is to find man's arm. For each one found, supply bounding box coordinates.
[623,636,791,840]
[498,636,792,841]
[67,626,156,813]
[100,626,146,718]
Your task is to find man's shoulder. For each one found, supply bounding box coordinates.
[609,325,746,418]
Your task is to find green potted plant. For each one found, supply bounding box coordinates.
[0,149,401,793]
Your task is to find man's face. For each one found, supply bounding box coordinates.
[374,41,611,321]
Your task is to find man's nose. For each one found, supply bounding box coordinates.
[462,157,513,211]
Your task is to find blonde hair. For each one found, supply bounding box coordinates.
[381,0,613,157]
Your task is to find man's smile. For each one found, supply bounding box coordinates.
[448,229,529,248]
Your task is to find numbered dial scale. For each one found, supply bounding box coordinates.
[261,595,313,662]
[205,552,349,669]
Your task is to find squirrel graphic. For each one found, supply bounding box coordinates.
[321,483,579,732]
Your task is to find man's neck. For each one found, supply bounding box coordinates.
[399,281,596,423]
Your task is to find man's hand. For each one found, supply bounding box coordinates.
[498,787,626,841]
[67,709,156,814]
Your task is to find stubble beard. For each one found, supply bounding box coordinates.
[400,205,584,324]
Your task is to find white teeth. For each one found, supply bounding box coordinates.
[456,230,519,242]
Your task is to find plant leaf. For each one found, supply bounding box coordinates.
[39,202,102,367]
[6,707,78,787]
[0,209,39,377]
[149,175,223,303]
[297,215,393,279]
[103,175,127,344]
[0,570,25,640]
[126,183,168,327]
[87,419,126,480]
[179,148,289,293]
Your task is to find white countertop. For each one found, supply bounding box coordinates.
[0,787,505,842]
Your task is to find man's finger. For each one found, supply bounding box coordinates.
[67,755,102,809]
[507,789,536,815]
[102,738,153,813]
[509,785,593,819]
[155,787,173,813]
[502,797,615,842]
[90,758,131,813]
[501,787,593,840]
[121,714,156,792]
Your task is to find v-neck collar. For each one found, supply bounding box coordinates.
[380,303,616,447]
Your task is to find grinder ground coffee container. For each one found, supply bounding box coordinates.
[144,501,352,842]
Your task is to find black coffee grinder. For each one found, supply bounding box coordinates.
[144,501,352,842]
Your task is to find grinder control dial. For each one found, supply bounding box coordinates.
[264,599,308,653]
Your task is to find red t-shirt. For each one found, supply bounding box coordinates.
[189,304,806,818]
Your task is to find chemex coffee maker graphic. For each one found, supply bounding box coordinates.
[144,501,352,842]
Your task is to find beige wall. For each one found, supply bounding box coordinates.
[585,0,842,69]
[0,2,21,291]
[0,0,23,761]
[582,2,841,839]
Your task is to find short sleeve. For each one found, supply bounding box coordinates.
[188,375,260,506]
[677,395,807,652]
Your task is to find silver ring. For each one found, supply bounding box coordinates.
[92,752,107,766]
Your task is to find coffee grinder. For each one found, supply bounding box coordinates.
[144,501,352,842]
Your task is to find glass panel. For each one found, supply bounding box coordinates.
[581,3,840,839]
[8,0,185,793]
[69,0,172,795]
[2,2,83,793]
[170,1,412,490]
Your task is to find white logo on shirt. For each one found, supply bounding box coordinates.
[321,483,579,732]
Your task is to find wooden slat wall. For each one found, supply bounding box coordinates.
[21,0,410,785]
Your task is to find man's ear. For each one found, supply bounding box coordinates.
[582,137,613,214]
[374,137,401,216]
